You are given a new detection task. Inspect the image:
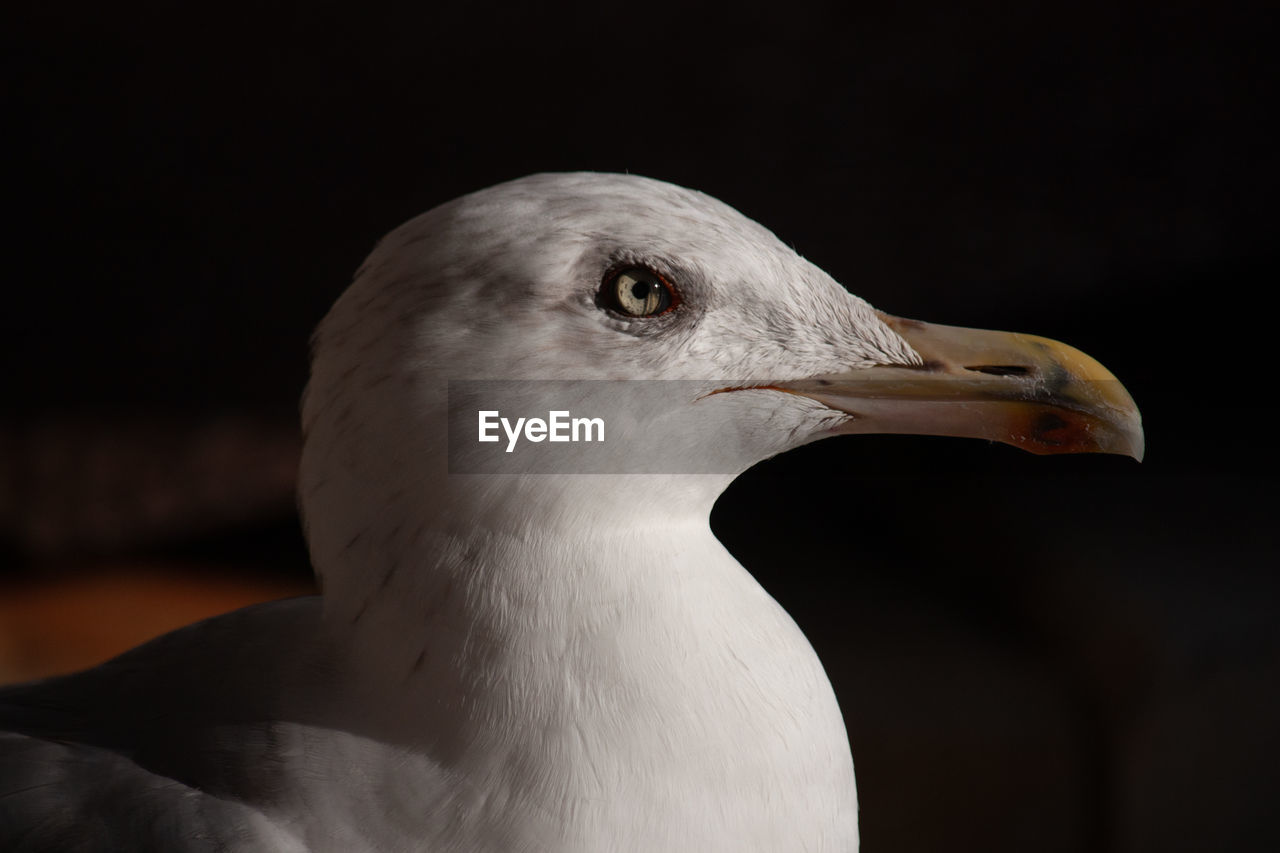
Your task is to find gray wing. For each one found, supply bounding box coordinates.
[0,731,281,852]
[0,597,328,852]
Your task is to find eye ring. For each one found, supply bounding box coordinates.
[599,266,679,318]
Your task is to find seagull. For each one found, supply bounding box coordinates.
[0,173,1142,852]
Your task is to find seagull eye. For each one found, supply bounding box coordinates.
[602,267,676,317]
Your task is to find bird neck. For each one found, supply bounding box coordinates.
[310,475,859,849]
[324,472,810,736]
[328,472,742,716]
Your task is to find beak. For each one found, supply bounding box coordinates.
[774,312,1144,460]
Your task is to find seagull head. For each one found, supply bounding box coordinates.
[299,172,1142,617]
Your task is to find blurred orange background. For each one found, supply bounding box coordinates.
[0,566,312,685]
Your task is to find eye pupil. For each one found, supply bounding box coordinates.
[601,267,674,318]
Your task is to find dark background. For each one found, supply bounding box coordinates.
[2,2,1276,851]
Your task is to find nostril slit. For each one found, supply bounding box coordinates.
[966,364,1032,377]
